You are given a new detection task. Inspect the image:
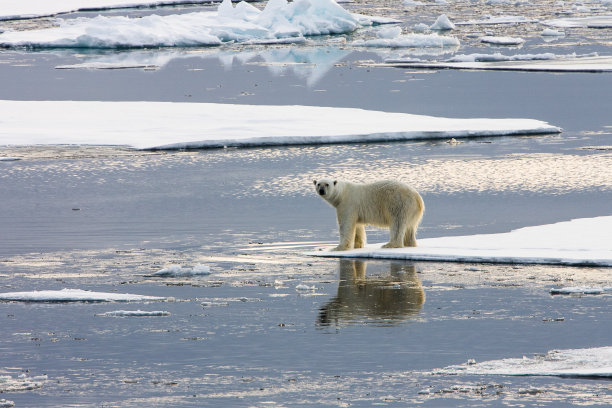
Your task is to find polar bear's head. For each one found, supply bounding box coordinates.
[314,179,342,206]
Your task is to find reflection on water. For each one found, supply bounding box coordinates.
[53,46,352,86]
[318,260,425,326]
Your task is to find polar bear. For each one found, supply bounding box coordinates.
[314,179,424,251]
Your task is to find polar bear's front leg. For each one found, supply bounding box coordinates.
[334,213,357,251]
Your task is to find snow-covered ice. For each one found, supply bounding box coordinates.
[480,36,525,45]
[308,216,612,267]
[0,0,397,48]
[384,55,612,72]
[0,288,167,302]
[0,100,560,150]
[97,310,171,316]
[149,264,211,277]
[437,347,612,378]
[550,286,612,295]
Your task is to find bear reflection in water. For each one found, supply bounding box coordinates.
[318,260,425,326]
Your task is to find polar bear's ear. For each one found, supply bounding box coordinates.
[313,179,317,185]
[333,180,337,186]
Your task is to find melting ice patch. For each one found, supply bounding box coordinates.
[0,0,398,48]
[437,347,612,378]
[308,216,612,267]
[0,288,167,302]
[0,100,560,150]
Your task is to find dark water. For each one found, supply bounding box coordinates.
[1,2,612,407]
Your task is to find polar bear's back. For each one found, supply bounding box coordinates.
[343,180,424,227]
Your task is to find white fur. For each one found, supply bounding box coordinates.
[314,179,424,251]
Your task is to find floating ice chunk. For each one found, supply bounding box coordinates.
[308,216,612,267]
[430,14,456,30]
[377,25,402,39]
[0,288,166,302]
[436,347,612,378]
[413,23,430,32]
[403,0,426,5]
[541,28,565,36]
[296,283,316,291]
[550,286,612,295]
[150,264,211,277]
[0,157,21,161]
[0,399,14,408]
[352,33,459,47]
[97,310,171,316]
[481,35,525,45]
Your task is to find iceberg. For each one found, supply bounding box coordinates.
[0,0,396,48]
[436,347,612,378]
[0,100,561,150]
[0,288,167,302]
[308,216,612,267]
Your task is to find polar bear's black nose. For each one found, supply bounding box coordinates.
[318,188,325,195]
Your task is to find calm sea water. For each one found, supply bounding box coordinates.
[1,1,611,406]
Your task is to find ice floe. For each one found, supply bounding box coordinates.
[97,310,171,316]
[0,0,398,48]
[384,55,612,72]
[437,347,612,378]
[308,216,612,267]
[148,264,211,277]
[0,100,560,150]
[543,15,612,28]
[0,288,167,302]
[550,286,612,295]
